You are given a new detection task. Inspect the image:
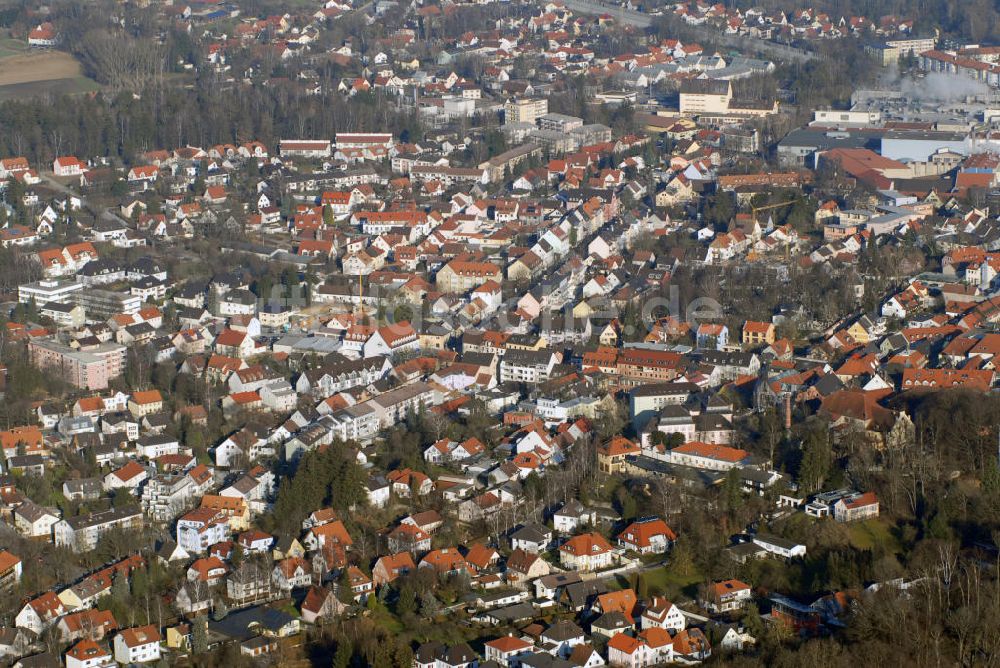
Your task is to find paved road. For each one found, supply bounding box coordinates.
[40,174,80,199]
[41,173,134,226]
[559,0,815,62]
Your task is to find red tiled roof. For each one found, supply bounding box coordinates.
[671,441,748,462]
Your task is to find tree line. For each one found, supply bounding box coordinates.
[0,80,424,167]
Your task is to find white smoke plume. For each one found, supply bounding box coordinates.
[877,63,994,101]
[902,72,992,100]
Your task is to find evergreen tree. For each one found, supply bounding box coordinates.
[393,641,413,667]
[983,462,1000,497]
[212,597,229,621]
[270,442,367,535]
[332,638,353,668]
[419,590,440,617]
[798,430,831,493]
[130,567,149,598]
[112,571,130,602]
[338,569,355,605]
[636,573,649,600]
[721,468,743,514]
[191,617,208,653]
[395,586,416,616]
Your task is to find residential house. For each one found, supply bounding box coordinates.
[113,625,161,665]
[559,533,615,572]
[616,518,677,554]
[701,579,752,613]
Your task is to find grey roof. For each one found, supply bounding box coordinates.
[680,78,730,95]
[278,335,342,354]
[208,606,296,642]
[630,381,700,398]
[695,412,733,431]
[12,652,59,668]
[481,602,534,623]
[591,611,632,631]
[7,455,45,468]
[40,301,78,313]
[144,413,171,428]
[555,499,588,519]
[777,128,875,152]
[744,469,779,487]
[519,653,575,668]
[63,505,141,530]
[813,373,845,396]
[754,532,802,550]
[541,620,583,642]
[511,523,551,543]
[626,455,727,487]
[63,478,103,495]
[156,539,185,560]
[725,542,767,561]
[138,434,178,447]
[563,580,607,608]
[15,499,58,522]
[536,571,582,590]
[227,475,260,495]
[659,404,694,423]
[366,475,389,491]
[503,348,556,366]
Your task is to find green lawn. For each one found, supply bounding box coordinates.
[0,75,101,101]
[639,565,703,599]
[0,38,27,58]
[369,606,404,633]
[848,518,901,553]
[71,75,102,92]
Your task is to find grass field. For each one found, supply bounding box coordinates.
[0,38,27,59]
[0,47,100,100]
[0,76,100,100]
[645,566,703,598]
[614,566,703,600]
[848,518,901,553]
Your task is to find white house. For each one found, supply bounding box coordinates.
[15,592,66,634]
[558,533,614,572]
[65,639,115,668]
[616,518,676,555]
[751,533,807,559]
[701,579,752,613]
[53,156,85,177]
[539,620,586,658]
[176,508,230,554]
[484,636,534,665]
[362,322,420,359]
[608,628,674,667]
[510,523,553,554]
[641,596,686,632]
[553,500,597,534]
[113,625,161,665]
[13,500,60,539]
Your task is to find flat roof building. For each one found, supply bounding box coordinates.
[28,339,126,390]
[18,279,83,305]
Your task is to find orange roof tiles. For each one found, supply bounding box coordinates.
[671,442,749,463]
[598,436,640,457]
[131,390,162,405]
[560,532,612,556]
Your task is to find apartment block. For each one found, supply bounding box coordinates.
[28,339,127,391]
